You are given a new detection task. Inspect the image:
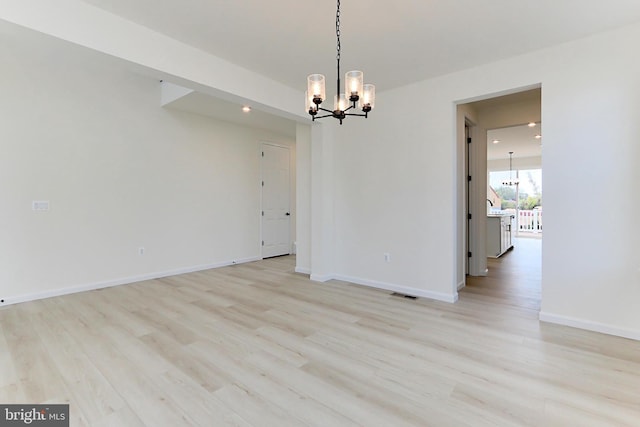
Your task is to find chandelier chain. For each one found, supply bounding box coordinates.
[336,0,341,101]
[336,0,341,63]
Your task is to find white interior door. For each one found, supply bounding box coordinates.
[261,143,290,258]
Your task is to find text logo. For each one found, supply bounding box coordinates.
[0,405,68,426]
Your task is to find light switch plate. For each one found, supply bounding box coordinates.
[32,201,50,211]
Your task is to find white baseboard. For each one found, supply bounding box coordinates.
[333,274,458,303]
[310,273,334,282]
[294,266,311,275]
[539,311,640,341]
[457,280,466,291]
[1,256,261,307]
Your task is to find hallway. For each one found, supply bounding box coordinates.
[463,237,541,311]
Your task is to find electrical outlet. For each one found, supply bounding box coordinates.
[384,253,391,262]
[138,247,145,256]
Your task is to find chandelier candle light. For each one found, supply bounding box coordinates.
[306,0,375,124]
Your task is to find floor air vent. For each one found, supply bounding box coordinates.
[391,292,418,300]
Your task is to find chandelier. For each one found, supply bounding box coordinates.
[502,151,519,186]
[306,0,375,125]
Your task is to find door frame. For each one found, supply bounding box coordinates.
[456,85,542,288]
[465,121,471,277]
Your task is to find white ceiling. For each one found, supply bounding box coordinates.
[166,92,297,138]
[487,125,542,161]
[78,0,640,92]
[6,2,640,136]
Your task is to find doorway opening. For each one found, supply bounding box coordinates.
[457,87,542,309]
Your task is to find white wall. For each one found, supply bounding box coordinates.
[295,123,312,273]
[538,24,640,339]
[330,85,458,302]
[0,0,305,121]
[323,22,640,339]
[310,123,336,282]
[0,26,295,304]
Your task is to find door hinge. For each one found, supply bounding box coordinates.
[468,213,472,220]
[468,175,472,182]
[262,151,264,157]
[262,240,265,246]
[467,137,472,144]
[261,181,264,187]
[468,251,472,258]
[261,211,264,216]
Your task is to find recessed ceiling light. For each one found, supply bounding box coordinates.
[528,122,536,127]
[242,106,251,113]
[492,139,500,144]
[535,134,542,139]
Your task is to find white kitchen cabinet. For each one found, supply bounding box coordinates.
[486,214,514,258]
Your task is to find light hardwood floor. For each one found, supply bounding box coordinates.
[2,246,639,426]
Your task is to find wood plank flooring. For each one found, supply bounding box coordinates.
[1,248,639,426]
[465,236,542,311]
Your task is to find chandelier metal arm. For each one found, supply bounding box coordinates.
[312,114,335,121]
[306,0,375,124]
